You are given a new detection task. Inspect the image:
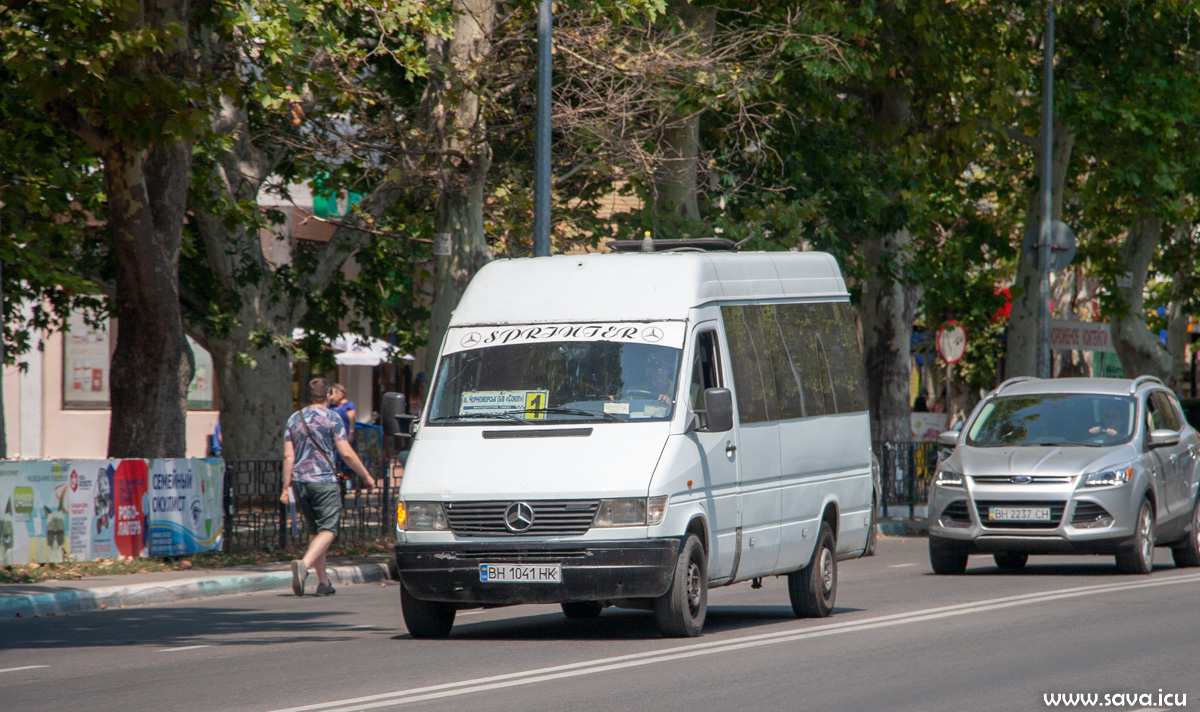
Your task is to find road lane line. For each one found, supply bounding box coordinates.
[887,563,919,568]
[159,645,211,652]
[265,571,1200,712]
[0,665,48,674]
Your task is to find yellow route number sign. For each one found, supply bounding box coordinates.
[524,390,549,420]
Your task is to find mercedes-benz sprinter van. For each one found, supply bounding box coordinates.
[395,250,875,637]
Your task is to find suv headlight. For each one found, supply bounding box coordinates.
[1084,466,1133,488]
[933,467,964,487]
[594,496,668,527]
[397,501,449,530]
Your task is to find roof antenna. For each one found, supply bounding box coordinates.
[640,230,655,253]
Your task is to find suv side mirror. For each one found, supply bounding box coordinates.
[1148,429,1180,448]
[382,391,416,438]
[937,430,960,447]
[697,388,734,433]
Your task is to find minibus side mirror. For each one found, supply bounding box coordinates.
[699,388,734,433]
[382,392,416,438]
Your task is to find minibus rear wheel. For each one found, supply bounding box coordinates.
[400,584,456,638]
[789,522,837,617]
[654,534,707,637]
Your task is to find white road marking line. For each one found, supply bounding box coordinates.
[887,563,919,568]
[265,571,1200,712]
[0,665,48,674]
[159,645,211,652]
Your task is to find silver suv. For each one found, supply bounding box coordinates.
[928,376,1200,574]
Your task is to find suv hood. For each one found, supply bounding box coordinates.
[400,423,670,500]
[948,443,1138,477]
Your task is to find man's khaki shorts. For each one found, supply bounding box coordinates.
[294,481,342,536]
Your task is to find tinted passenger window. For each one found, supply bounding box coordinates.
[1151,391,1181,431]
[722,301,868,423]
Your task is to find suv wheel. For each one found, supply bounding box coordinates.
[1171,497,1200,568]
[929,537,968,575]
[1115,498,1155,575]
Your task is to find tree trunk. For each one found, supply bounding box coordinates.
[104,141,194,458]
[861,228,921,453]
[652,2,716,224]
[1004,123,1074,380]
[423,0,497,378]
[1111,214,1174,380]
[207,319,296,462]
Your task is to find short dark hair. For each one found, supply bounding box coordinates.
[308,377,331,403]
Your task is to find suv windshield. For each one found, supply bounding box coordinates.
[427,341,682,425]
[966,393,1137,447]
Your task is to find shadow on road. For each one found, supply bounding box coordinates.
[391,604,864,641]
[0,605,366,651]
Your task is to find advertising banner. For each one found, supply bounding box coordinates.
[65,461,120,561]
[113,459,149,558]
[148,458,224,556]
[0,460,73,564]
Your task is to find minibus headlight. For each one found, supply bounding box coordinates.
[398,501,449,531]
[594,497,667,527]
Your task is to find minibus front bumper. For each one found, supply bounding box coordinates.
[395,538,681,605]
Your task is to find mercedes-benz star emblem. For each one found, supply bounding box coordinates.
[642,326,664,342]
[504,502,535,533]
[460,332,481,348]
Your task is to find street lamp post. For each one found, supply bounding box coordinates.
[1036,2,1055,379]
[533,0,552,257]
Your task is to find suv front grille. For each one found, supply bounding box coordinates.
[975,500,1066,529]
[971,475,1075,485]
[444,500,599,537]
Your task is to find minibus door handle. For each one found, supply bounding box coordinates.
[726,442,737,456]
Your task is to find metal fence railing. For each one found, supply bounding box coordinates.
[222,454,401,552]
[880,441,943,519]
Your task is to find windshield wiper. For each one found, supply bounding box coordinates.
[515,407,624,423]
[430,413,530,424]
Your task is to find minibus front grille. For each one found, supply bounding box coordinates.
[444,500,600,537]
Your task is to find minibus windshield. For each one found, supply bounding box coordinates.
[427,341,682,425]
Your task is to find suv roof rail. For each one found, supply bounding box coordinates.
[994,376,1040,394]
[1129,375,1165,394]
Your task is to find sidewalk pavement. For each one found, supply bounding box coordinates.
[0,554,398,619]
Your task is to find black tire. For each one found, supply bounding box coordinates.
[1115,498,1156,575]
[654,534,707,637]
[1171,497,1200,568]
[929,538,969,575]
[993,552,1028,570]
[789,522,837,618]
[561,601,604,619]
[863,497,878,557]
[400,583,456,638]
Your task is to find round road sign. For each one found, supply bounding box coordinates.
[937,322,967,364]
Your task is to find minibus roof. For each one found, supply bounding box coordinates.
[450,251,848,326]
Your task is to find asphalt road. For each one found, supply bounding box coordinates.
[3,537,1198,712]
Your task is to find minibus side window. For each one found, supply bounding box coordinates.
[689,330,723,411]
[721,305,776,424]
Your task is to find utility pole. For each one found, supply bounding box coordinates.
[1036,2,1055,379]
[533,0,552,257]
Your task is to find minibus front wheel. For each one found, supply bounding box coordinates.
[400,584,456,638]
[654,534,708,637]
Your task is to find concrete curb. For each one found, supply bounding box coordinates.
[0,561,393,619]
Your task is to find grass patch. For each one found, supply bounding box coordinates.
[0,538,395,585]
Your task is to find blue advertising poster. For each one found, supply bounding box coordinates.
[147,459,224,556]
[66,460,119,561]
